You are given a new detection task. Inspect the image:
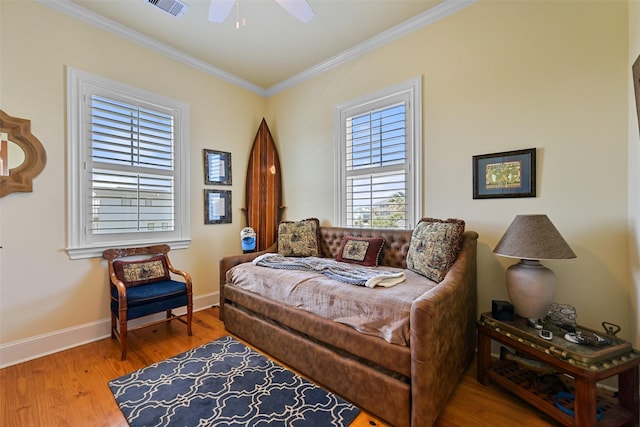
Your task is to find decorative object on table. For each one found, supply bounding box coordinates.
[203,149,231,185]
[564,331,611,347]
[492,300,515,321]
[493,214,576,321]
[244,118,284,251]
[546,302,577,328]
[0,110,47,197]
[240,226,256,253]
[108,335,360,427]
[204,189,232,224]
[472,148,536,199]
[539,329,553,340]
[602,321,621,336]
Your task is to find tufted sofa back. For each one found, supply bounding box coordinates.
[318,227,413,269]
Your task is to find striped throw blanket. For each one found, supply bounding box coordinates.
[253,254,406,288]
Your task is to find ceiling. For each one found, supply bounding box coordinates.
[42,0,474,95]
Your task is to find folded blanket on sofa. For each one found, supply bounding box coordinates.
[253,253,406,288]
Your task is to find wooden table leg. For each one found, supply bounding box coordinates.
[477,327,492,385]
[618,365,639,427]
[574,376,598,427]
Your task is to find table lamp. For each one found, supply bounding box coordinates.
[493,214,576,322]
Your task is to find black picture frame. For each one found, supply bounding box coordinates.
[204,149,231,185]
[472,148,536,199]
[204,189,232,224]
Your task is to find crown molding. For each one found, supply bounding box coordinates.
[266,0,477,96]
[37,0,267,96]
[37,0,476,98]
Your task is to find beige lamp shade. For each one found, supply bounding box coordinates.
[494,215,576,260]
[494,215,576,320]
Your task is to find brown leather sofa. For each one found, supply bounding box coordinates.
[219,227,478,427]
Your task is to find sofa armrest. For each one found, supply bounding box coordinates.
[409,231,478,426]
[219,244,276,320]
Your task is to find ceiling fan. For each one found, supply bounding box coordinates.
[208,0,315,24]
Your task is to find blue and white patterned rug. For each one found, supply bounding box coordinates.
[109,335,360,426]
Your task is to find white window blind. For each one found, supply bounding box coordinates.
[66,67,190,259]
[90,96,175,234]
[346,103,408,228]
[335,78,422,229]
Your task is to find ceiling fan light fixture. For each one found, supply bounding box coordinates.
[208,0,314,24]
[209,0,235,23]
[237,0,247,29]
[275,0,315,23]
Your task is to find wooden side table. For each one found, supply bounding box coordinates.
[477,312,640,427]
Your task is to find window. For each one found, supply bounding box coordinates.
[335,78,422,229]
[66,68,190,259]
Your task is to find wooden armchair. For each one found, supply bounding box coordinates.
[103,244,193,360]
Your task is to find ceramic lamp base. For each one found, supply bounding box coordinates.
[506,259,556,320]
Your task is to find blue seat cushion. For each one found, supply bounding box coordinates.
[111,279,188,320]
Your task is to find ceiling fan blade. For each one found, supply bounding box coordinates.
[208,0,236,23]
[275,0,315,23]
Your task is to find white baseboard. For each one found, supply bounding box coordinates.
[0,292,219,369]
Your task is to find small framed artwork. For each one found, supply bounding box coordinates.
[204,149,231,185]
[204,189,232,224]
[472,148,536,199]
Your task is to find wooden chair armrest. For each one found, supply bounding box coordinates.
[109,272,128,307]
[168,266,193,290]
[164,255,193,290]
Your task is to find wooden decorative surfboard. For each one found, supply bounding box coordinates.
[244,118,284,251]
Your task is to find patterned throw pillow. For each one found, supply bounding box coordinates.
[113,255,170,287]
[406,218,465,283]
[277,218,320,257]
[336,236,385,267]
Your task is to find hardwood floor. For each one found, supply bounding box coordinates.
[1,308,559,426]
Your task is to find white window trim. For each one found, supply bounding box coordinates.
[334,77,422,228]
[66,67,190,259]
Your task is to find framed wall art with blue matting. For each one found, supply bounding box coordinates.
[472,148,536,199]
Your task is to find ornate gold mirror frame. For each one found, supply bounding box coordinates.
[634,55,640,138]
[0,110,47,197]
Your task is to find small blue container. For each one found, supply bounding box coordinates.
[241,227,256,252]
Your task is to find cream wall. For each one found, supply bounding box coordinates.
[0,1,266,361]
[628,0,640,346]
[269,1,635,343]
